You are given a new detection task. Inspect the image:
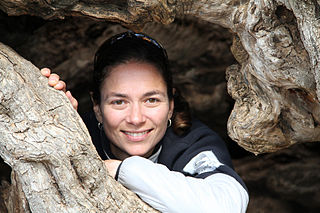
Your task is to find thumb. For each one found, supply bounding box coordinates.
[66,91,78,111]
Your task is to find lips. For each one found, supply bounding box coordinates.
[121,129,153,141]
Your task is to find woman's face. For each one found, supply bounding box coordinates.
[93,61,174,160]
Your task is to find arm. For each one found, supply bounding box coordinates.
[104,159,122,178]
[118,156,249,213]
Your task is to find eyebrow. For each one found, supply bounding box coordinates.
[143,90,166,97]
[106,93,128,99]
[106,90,166,99]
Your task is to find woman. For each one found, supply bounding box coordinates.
[42,31,249,212]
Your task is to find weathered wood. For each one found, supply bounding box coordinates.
[0,0,184,28]
[225,0,320,154]
[188,0,320,154]
[0,42,157,212]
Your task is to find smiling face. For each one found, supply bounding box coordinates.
[93,61,174,160]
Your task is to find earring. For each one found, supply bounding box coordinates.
[168,119,172,127]
[98,122,103,130]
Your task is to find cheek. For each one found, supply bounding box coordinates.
[147,106,170,124]
[101,107,123,127]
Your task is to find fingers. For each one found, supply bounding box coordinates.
[41,68,66,91]
[66,91,79,110]
[54,80,66,92]
[47,74,67,92]
[40,68,51,77]
[41,68,78,111]
[48,73,60,86]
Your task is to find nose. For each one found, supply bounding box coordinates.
[126,103,146,126]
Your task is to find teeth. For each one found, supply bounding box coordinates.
[125,130,149,137]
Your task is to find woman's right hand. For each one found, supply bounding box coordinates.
[41,68,78,111]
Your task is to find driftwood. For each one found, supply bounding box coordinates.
[0,43,157,212]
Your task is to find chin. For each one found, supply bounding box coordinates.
[129,152,148,157]
[127,148,150,158]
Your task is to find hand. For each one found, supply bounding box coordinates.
[41,68,78,110]
[104,159,122,179]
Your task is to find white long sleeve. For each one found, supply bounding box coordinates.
[118,156,249,213]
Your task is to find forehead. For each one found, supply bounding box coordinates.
[102,61,167,94]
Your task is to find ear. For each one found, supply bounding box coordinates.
[93,103,103,123]
[168,98,174,119]
[168,88,176,119]
[90,92,103,123]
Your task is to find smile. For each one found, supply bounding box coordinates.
[121,129,153,141]
[125,130,149,136]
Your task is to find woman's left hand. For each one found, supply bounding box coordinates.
[104,159,122,179]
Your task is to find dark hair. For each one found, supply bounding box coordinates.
[91,31,191,135]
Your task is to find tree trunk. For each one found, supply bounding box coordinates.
[225,0,320,154]
[0,43,157,212]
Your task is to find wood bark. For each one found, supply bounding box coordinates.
[0,43,157,212]
[191,0,320,154]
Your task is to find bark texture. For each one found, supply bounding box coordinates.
[0,43,157,212]
[187,0,320,154]
[225,0,320,154]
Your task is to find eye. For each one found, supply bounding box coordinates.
[111,100,125,105]
[110,99,127,109]
[145,98,159,104]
